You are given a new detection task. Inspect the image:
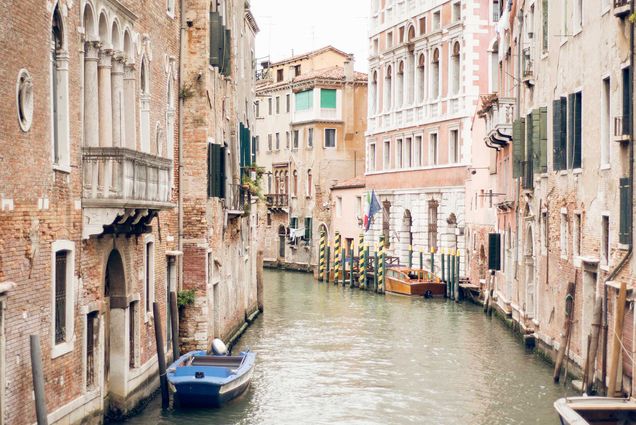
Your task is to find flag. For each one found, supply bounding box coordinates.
[364,190,381,231]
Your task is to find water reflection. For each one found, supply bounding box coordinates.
[124,270,572,424]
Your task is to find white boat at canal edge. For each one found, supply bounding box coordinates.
[555,396,636,424]
[167,339,256,407]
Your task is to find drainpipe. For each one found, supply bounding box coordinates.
[602,0,634,394]
[514,7,523,284]
[177,0,186,291]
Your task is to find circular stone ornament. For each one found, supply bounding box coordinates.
[16,69,34,132]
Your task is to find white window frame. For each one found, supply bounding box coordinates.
[368,142,376,172]
[144,234,155,321]
[429,131,439,166]
[51,240,75,359]
[395,138,403,168]
[166,0,175,17]
[448,127,460,164]
[414,133,423,167]
[573,211,582,260]
[324,128,337,149]
[383,139,392,169]
[336,196,343,218]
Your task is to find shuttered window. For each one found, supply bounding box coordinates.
[304,217,312,240]
[290,217,298,229]
[207,143,226,198]
[295,90,313,111]
[623,67,631,136]
[320,89,337,109]
[513,118,526,178]
[573,91,582,169]
[553,97,567,170]
[524,112,535,189]
[209,11,231,76]
[239,123,251,168]
[538,107,548,173]
[620,177,632,245]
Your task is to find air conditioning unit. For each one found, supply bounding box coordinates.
[614,116,631,142]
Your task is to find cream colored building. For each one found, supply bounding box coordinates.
[254,47,368,270]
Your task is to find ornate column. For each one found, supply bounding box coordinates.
[111,53,125,148]
[84,41,100,199]
[123,63,137,150]
[98,49,113,196]
[84,42,100,148]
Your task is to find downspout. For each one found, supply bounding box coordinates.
[602,0,634,394]
[514,6,523,283]
[177,0,186,291]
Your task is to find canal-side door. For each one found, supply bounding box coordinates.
[104,249,127,408]
[278,225,286,259]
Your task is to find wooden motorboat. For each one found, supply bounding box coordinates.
[167,345,255,407]
[554,396,636,424]
[385,267,446,297]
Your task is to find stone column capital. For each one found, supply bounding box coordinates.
[84,41,101,60]
[99,49,113,68]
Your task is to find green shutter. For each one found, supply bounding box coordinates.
[560,96,568,169]
[304,217,312,240]
[573,92,582,169]
[295,90,313,111]
[568,93,575,169]
[207,143,213,197]
[552,99,562,170]
[513,119,523,178]
[531,110,540,173]
[525,114,534,188]
[320,89,337,109]
[290,217,298,229]
[218,145,226,199]
[620,177,632,245]
[209,12,223,68]
[539,106,548,173]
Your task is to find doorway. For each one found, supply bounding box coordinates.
[104,249,127,403]
[278,225,286,259]
[525,226,536,319]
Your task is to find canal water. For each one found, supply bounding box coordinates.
[126,270,573,424]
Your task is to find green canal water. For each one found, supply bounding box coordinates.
[125,269,573,424]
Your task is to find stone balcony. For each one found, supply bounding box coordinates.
[82,146,174,238]
[483,96,514,148]
[266,193,288,211]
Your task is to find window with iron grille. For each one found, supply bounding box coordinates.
[129,301,137,368]
[86,311,98,388]
[55,251,68,344]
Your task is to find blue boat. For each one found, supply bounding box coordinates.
[167,341,255,407]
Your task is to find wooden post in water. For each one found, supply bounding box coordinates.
[341,244,346,286]
[379,236,386,293]
[169,291,180,362]
[326,246,331,283]
[430,248,435,279]
[450,249,456,300]
[30,335,48,425]
[608,280,628,396]
[408,245,413,269]
[441,249,446,294]
[349,248,355,287]
[553,281,576,383]
[455,251,461,301]
[358,235,366,289]
[584,295,603,393]
[419,247,424,271]
[153,302,170,408]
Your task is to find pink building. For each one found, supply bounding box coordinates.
[365,0,496,271]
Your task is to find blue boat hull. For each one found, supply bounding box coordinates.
[167,351,256,407]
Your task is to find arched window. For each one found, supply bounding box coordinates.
[431,48,440,99]
[166,72,175,159]
[417,54,426,103]
[284,170,289,194]
[51,3,70,167]
[140,57,151,152]
[384,65,392,111]
[306,169,313,197]
[396,61,404,108]
[292,170,298,196]
[451,42,461,95]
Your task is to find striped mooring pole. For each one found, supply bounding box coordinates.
[319,230,326,281]
[358,234,366,289]
[341,243,347,286]
[378,236,386,293]
[349,247,355,287]
[373,244,379,292]
[334,232,341,285]
[408,245,413,269]
[326,245,331,283]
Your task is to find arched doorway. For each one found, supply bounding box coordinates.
[525,225,536,318]
[104,249,128,405]
[401,209,413,265]
[278,225,286,260]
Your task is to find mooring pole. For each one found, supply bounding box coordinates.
[153,302,170,408]
[334,232,341,285]
[455,251,461,301]
[379,236,386,293]
[373,245,379,292]
[450,249,456,300]
[359,234,366,289]
[441,249,447,296]
[319,230,326,281]
[341,244,346,286]
[169,291,180,361]
[326,246,331,283]
[349,248,355,287]
[408,244,413,269]
[419,247,424,271]
[30,335,48,425]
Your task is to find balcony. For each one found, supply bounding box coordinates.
[266,193,289,211]
[614,0,631,18]
[226,183,250,218]
[82,146,173,238]
[292,108,342,124]
[482,96,514,147]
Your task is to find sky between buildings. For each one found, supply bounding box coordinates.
[252,0,370,72]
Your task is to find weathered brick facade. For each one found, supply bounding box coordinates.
[0,0,258,423]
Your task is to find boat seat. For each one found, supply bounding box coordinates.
[190,356,244,368]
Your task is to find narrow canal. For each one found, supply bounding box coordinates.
[127,270,573,424]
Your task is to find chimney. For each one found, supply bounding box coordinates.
[344,57,354,82]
